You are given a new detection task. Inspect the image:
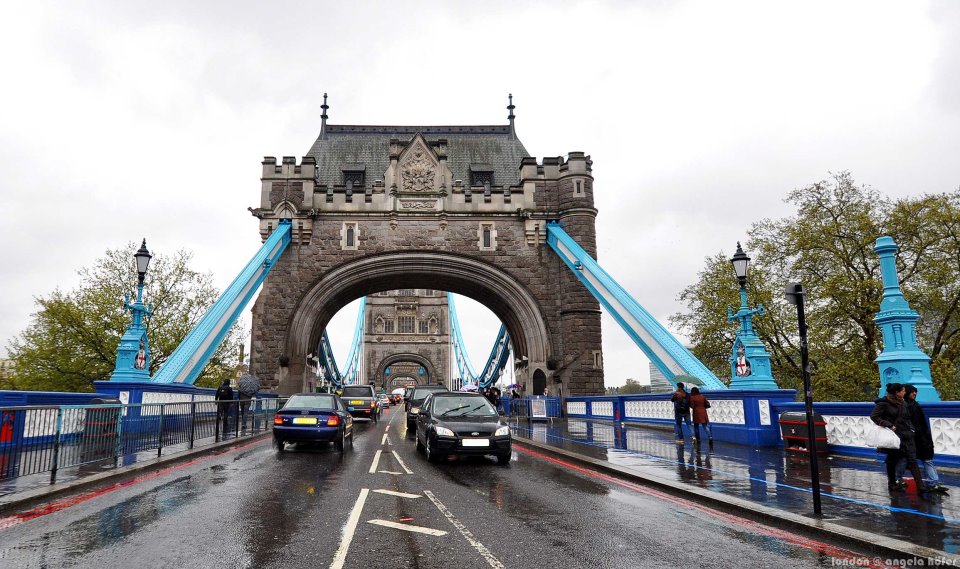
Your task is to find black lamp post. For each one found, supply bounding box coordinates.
[731,242,749,289]
[785,283,822,516]
[134,238,152,286]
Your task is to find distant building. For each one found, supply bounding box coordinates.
[0,359,15,386]
[648,362,675,393]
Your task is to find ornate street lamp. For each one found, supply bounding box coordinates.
[727,242,778,389]
[110,239,154,382]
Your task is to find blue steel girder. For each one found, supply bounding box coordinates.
[152,221,292,384]
[337,297,366,386]
[448,293,511,389]
[318,330,343,389]
[545,221,726,390]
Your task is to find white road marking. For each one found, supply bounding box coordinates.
[381,433,389,445]
[329,488,369,569]
[367,519,448,536]
[373,489,421,499]
[424,490,504,569]
[378,470,403,475]
[391,450,413,474]
[369,450,382,474]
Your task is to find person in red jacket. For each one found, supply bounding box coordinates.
[689,387,713,445]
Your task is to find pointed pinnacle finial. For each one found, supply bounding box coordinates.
[507,93,516,138]
[320,92,329,140]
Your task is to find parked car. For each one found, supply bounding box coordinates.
[273,393,354,452]
[415,392,511,464]
[340,384,380,422]
[405,384,449,431]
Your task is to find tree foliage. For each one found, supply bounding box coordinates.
[672,172,960,402]
[4,244,243,392]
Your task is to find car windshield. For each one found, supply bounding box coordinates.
[433,396,497,417]
[341,387,373,398]
[283,395,335,410]
[412,387,446,400]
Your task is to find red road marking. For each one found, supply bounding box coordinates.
[0,438,269,531]
[514,445,899,569]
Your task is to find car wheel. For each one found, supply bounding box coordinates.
[416,435,424,453]
[336,429,345,452]
[407,420,415,433]
[373,411,379,424]
[425,434,443,463]
[274,437,285,451]
[350,429,355,447]
[496,452,511,465]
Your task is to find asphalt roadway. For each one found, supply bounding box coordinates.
[0,406,928,569]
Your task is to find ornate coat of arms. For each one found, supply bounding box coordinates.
[401,150,436,193]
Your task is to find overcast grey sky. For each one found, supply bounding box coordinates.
[1,1,958,387]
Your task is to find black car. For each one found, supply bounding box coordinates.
[415,392,511,464]
[340,384,380,422]
[273,393,354,452]
[405,384,449,431]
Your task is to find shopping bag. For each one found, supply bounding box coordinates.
[864,421,901,450]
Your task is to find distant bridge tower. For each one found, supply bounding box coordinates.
[364,289,450,391]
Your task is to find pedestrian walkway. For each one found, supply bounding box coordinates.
[511,417,960,556]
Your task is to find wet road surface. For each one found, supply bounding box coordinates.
[0,407,906,568]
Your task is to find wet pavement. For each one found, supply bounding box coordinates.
[0,407,918,568]
[512,417,960,554]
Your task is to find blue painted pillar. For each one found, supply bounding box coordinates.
[873,236,939,401]
[728,281,779,390]
[109,280,152,382]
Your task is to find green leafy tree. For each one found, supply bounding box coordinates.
[618,378,647,394]
[6,244,243,392]
[673,172,960,402]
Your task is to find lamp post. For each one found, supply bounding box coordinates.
[110,239,154,382]
[727,243,778,389]
[784,283,823,516]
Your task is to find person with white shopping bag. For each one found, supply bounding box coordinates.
[869,382,931,493]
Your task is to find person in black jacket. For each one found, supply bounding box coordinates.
[870,382,929,492]
[895,384,949,493]
[215,379,235,438]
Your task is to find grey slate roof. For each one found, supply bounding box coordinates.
[306,125,530,188]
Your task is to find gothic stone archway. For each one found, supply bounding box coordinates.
[250,117,603,397]
[372,353,436,391]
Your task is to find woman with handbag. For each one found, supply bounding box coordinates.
[689,387,713,445]
[870,382,930,492]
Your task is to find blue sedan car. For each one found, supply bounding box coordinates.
[273,393,354,452]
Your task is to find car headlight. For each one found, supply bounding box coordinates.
[410,406,420,414]
[435,426,455,436]
[495,426,510,436]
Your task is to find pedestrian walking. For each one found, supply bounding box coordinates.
[215,379,234,438]
[895,384,949,493]
[490,386,502,414]
[671,382,693,445]
[870,382,930,493]
[237,373,260,434]
[688,387,713,445]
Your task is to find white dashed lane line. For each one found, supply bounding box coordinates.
[369,450,382,474]
[424,490,504,569]
[391,450,413,474]
[329,488,369,569]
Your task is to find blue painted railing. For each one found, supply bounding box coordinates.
[152,221,292,384]
[337,297,366,385]
[546,221,726,390]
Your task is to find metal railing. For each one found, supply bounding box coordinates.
[0,398,284,485]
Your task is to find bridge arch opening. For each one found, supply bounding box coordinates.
[279,251,549,392]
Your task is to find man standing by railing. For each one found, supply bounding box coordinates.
[216,379,234,439]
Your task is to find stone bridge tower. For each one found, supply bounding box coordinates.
[249,96,604,397]
[364,289,450,391]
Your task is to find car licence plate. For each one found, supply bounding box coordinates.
[350,400,364,405]
[461,439,489,447]
[292,417,318,425]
